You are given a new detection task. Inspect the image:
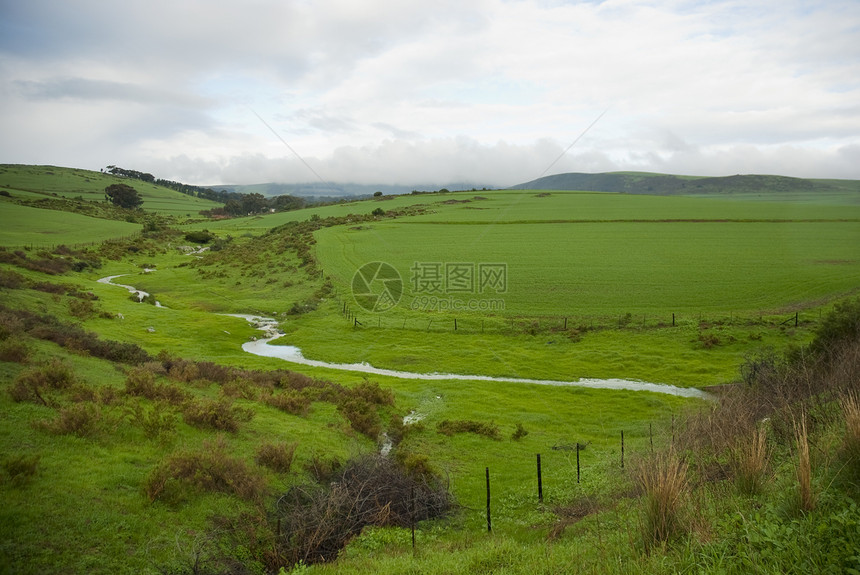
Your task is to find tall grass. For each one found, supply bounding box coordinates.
[732,427,769,496]
[635,449,689,549]
[794,416,815,513]
[839,391,860,479]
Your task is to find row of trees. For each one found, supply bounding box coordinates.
[102,165,307,217]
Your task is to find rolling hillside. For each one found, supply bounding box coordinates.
[510,171,860,202]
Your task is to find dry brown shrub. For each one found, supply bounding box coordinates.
[264,389,311,416]
[273,454,452,566]
[144,436,266,503]
[182,397,252,432]
[36,403,103,437]
[255,441,297,473]
[0,338,30,363]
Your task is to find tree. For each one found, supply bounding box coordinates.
[104,184,143,209]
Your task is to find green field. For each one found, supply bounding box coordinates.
[1,166,859,574]
[0,201,141,247]
[0,164,223,217]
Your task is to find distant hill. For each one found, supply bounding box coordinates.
[510,172,860,196]
[209,181,493,198]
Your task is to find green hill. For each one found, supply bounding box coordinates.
[0,164,224,217]
[511,171,860,203]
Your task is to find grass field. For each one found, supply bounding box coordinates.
[1,166,859,574]
[0,164,222,217]
[0,200,141,247]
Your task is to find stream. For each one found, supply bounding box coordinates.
[98,275,710,399]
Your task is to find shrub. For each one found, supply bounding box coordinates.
[220,377,258,400]
[168,360,200,383]
[264,390,311,416]
[126,401,178,442]
[255,441,297,473]
[636,449,689,548]
[511,423,529,441]
[124,367,189,404]
[273,454,452,566]
[0,269,26,289]
[2,454,40,486]
[68,298,96,319]
[37,403,103,437]
[337,397,381,439]
[183,397,253,433]
[10,359,76,405]
[0,337,30,363]
[437,419,501,439]
[144,436,265,503]
[184,230,215,244]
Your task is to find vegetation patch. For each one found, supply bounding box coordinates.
[144,436,266,503]
[436,419,501,439]
[271,454,453,567]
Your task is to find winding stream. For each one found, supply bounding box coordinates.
[99,276,711,399]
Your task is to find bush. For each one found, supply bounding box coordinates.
[2,454,40,486]
[183,397,253,433]
[0,337,30,363]
[255,441,297,473]
[37,403,103,437]
[124,367,189,404]
[272,454,452,566]
[0,269,26,289]
[511,423,529,441]
[10,359,76,405]
[126,400,178,442]
[144,436,266,503]
[337,397,382,439]
[184,230,216,244]
[264,390,311,416]
[436,419,501,439]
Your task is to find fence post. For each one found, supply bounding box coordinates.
[621,430,625,469]
[650,423,653,452]
[454,318,457,331]
[486,467,492,533]
[576,443,580,483]
[537,454,543,503]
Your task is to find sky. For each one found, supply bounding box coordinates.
[1,0,859,188]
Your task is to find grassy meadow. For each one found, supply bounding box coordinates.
[1,166,859,574]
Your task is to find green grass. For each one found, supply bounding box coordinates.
[2,166,859,573]
[316,219,860,316]
[0,201,141,247]
[0,164,223,217]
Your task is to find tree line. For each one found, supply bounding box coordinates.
[102,165,307,217]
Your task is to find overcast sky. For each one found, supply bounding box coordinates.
[1,0,859,187]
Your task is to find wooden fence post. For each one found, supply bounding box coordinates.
[537,454,543,503]
[486,467,492,533]
[576,443,581,483]
[621,430,625,469]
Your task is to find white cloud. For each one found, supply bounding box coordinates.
[1,0,858,185]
